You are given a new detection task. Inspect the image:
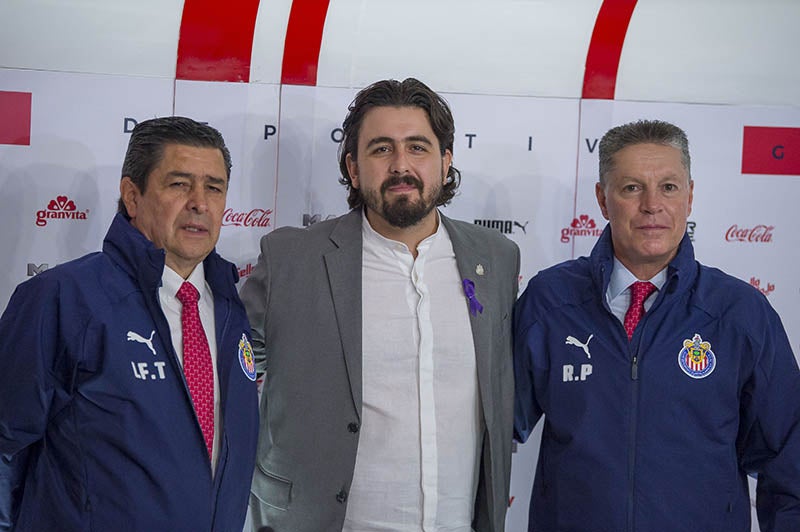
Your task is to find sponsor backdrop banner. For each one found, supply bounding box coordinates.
[0,69,172,302]
[1,71,797,531]
[173,80,281,278]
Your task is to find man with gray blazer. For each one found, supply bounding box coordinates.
[241,78,520,532]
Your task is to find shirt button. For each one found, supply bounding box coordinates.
[347,422,360,433]
[336,489,348,503]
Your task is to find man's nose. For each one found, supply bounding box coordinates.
[187,185,209,213]
[389,149,410,174]
[640,188,662,213]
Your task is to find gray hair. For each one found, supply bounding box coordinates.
[598,119,691,186]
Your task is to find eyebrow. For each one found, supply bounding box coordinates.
[618,172,684,182]
[365,135,434,149]
[207,175,228,187]
[165,171,228,186]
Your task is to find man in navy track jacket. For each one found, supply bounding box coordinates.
[514,119,800,532]
[0,117,258,531]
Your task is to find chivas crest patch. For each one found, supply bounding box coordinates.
[678,333,716,379]
[238,333,256,381]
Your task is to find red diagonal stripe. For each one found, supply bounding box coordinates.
[0,91,32,146]
[582,0,638,99]
[281,0,332,85]
[176,0,261,82]
[742,126,800,176]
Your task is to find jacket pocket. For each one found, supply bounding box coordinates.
[251,465,292,511]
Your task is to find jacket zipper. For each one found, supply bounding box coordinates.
[627,309,653,532]
[627,341,639,532]
[209,297,232,529]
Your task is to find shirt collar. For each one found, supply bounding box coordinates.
[162,262,207,300]
[608,257,667,300]
[361,208,443,256]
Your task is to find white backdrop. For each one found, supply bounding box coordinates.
[3,73,798,531]
[2,1,799,530]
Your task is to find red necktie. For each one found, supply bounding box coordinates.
[176,281,214,458]
[623,281,657,340]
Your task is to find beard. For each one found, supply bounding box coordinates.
[361,174,443,228]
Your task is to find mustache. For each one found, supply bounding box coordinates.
[381,174,423,194]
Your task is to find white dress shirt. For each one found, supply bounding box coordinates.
[606,258,667,323]
[158,263,221,473]
[342,211,482,532]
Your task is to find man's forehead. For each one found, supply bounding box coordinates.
[613,143,686,169]
[362,105,431,128]
[145,144,228,186]
[358,106,436,143]
[159,143,225,168]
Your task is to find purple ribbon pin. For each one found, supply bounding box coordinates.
[462,278,484,316]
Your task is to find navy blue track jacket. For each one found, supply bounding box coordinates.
[514,227,800,532]
[0,213,258,531]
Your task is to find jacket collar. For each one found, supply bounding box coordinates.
[590,223,698,298]
[328,208,363,249]
[102,212,238,300]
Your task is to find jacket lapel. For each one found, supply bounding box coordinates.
[323,210,364,420]
[442,215,494,426]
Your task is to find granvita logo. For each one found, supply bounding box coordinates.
[35,196,89,227]
[560,214,603,243]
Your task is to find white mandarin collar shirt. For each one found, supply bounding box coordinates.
[343,210,481,532]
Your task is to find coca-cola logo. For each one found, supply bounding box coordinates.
[560,214,603,243]
[749,277,775,296]
[35,195,89,227]
[222,208,272,228]
[725,224,774,243]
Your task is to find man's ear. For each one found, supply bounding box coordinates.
[595,181,610,220]
[345,153,359,189]
[442,149,453,184]
[120,177,141,218]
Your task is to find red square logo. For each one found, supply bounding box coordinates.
[0,91,32,146]
[742,126,800,176]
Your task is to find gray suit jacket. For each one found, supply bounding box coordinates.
[240,209,520,532]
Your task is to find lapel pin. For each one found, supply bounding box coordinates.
[462,278,484,316]
[476,264,485,276]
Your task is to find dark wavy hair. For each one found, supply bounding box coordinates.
[117,116,232,216]
[337,78,461,209]
[598,119,691,187]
